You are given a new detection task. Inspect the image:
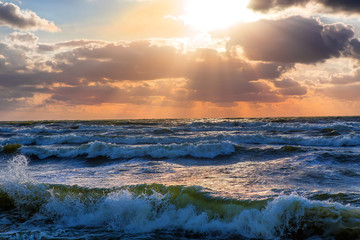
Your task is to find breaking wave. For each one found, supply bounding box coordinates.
[19,141,236,159]
[1,155,360,239]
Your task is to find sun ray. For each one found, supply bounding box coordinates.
[181,0,259,31]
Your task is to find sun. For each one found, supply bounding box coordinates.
[182,0,258,31]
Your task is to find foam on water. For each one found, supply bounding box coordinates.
[19,141,236,159]
[0,155,32,184]
[0,156,360,239]
[0,118,360,239]
[1,127,360,149]
[1,183,360,239]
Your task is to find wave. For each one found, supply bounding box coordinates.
[316,152,360,164]
[2,185,360,239]
[2,129,360,149]
[2,182,360,239]
[4,141,359,163]
[1,143,310,162]
[19,141,236,159]
[1,155,360,239]
[1,117,359,136]
[8,142,312,160]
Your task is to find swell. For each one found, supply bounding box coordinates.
[1,128,360,148]
[0,142,310,160]
[17,141,236,159]
[1,155,360,239]
[1,182,360,239]
[1,129,360,161]
[2,141,358,161]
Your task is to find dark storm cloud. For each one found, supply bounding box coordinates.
[0,98,23,110]
[0,86,37,99]
[348,38,360,58]
[52,44,294,104]
[279,87,307,96]
[228,16,354,63]
[319,0,360,12]
[0,2,59,31]
[248,0,308,12]
[248,0,360,13]
[0,72,61,87]
[0,40,186,88]
[49,85,151,105]
[185,48,293,103]
[64,41,185,81]
[0,85,49,110]
[0,38,301,106]
[274,79,300,88]
[274,79,307,96]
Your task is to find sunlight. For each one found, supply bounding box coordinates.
[182,0,258,31]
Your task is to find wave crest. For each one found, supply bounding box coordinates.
[1,181,360,239]
[19,141,236,159]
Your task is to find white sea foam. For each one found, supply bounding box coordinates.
[0,155,48,218]
[15,126,67,134]
[20,141,236,159]
[2,129,360,148]
[0,155,32,184]
[30,190,360,239]
[1,152,360,239]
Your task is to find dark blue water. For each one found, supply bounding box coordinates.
[1,117,360,239]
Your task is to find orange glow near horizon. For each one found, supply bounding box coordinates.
[1,96,360,121]
[1,1,360,121]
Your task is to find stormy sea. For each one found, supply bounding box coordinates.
[0,117,360,239]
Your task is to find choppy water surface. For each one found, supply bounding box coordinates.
[0,117,360,239]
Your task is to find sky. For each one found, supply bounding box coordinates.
[1,0,360,120]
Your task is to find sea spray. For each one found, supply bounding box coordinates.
[0,155,49,216]
[1,181,360,238]
[20,141,236,159]
[2,155,32,184]
[0,117,360,239]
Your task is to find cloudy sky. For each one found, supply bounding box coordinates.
[1,0,360,120]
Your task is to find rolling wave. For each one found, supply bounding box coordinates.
[19,141,236,159]
[1,180,360,239]
[1,155,360,239]
[1,130,360,150]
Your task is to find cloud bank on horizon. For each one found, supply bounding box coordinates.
[0,0,359,119]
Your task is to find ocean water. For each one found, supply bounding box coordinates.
[0,117,360,239]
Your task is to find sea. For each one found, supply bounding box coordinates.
[0,117,360,239]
